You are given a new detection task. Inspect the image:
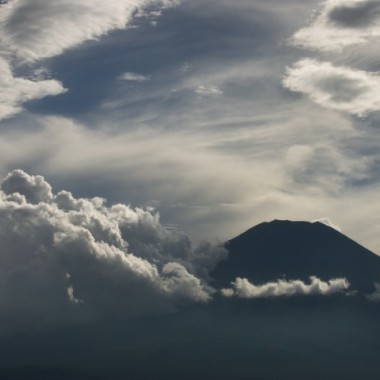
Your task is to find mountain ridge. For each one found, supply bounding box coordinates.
[212,219,380,293]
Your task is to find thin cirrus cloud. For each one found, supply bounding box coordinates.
[221,276,350,299]
[283,59,380,116]
[0,169,226,334]
[291,0,380,52]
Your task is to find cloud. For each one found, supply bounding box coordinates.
[0,0,179,62]
[291,0,380,52]
[0,58,66,120]
[0,169,226,333]
[283,59,380,116]
[221,276,350,299]
[366,283,380,301]
[119,72,150,81]
[312,218,342,232]
[195,85,223,96]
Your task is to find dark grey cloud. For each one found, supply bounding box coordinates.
[328,0,380,28]
[292,0,380,51]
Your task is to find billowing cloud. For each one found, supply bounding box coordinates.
[0,58,66,120]
[291,0,380,52]
[0,169,226,333]
[283,59,380,116]
[0,0,179,62]
[221,276,350,299]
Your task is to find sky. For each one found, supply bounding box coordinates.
[1,0,380,254]
[1,0,380,345]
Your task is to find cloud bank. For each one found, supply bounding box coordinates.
[221,276,350,299]
[283,59,380,116]
[292,0,380,52]
[0,170,226,333]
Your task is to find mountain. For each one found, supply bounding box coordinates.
[1,220,380,380]
[212,219,380,293]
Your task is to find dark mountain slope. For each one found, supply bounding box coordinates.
[212,220,380,292]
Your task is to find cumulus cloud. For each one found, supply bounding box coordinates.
[291,0,380,52]
[283,59,380,116]
[0,58,66,120]
[0,170,225,333]
[0,0,179,62]
[221,276,350,299]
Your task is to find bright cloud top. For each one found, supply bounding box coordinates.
[292,0,380,51]
[283,59,380,116]
[0,0,179,62]
[221,276,350,299]
[0,169,226,333]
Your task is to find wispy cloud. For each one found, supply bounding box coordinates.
[119,72,150,81]
[195,84,223,96]
[0,0,180,62]
[312,217,342,232]
[0,58,66,121]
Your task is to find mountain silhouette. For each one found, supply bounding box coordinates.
[212,220,380,293]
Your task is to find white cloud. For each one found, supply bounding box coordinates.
[119,72,150,81]
[366,283,380,302]
[283,59,380,116]
[0,0,177,119]
[0,58,66,120]
[0,0,179,62]
[195,85,223,96]
[312,217,342,232]
[291,0,380,52]
[221,276,350,299]
[0,169,225,333]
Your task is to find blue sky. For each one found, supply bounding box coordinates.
[1,0,380,254]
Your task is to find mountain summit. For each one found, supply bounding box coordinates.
[212,220,380,293]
